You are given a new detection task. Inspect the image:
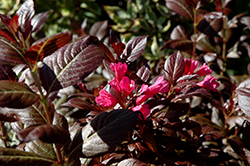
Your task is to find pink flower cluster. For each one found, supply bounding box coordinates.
[183,59,219,91]
[95,62,170,119]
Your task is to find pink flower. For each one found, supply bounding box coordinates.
[95,89,117,107]
[110,62,127,82]
[132,104,150,119]
[136,77,169,105]
[120,76,135,96]
[197,75,220,91]
[183,59,198,75]
[109,78,121,94]
[195,63,212,76]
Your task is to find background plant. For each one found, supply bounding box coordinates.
[0,0,250,166]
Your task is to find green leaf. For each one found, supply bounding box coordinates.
[40,35,105,92]
[0,80,39,108]
[145,5,157,23]
[0,147,54,166]
[69,109,138,157]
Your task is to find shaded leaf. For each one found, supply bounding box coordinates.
[89,20,108,40]
[161,38,193,53]
[164,51,185,85]
[69,109,138,157]
[166,0,193,20]
[40,35,104,92]
[172,86,212,102]
[197,12,223,36]
[0,37,25,64]
[0,63,17,81]
[63,98,98,111]
[196,35,220,53]
[0,80,39,108]
[17,124,70,143]
[0,147,54,166]
[25,30,72,63]
[121,36,148,63]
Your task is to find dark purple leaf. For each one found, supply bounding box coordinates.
[0,101,54,126]
[69,109,138,157]
[0,37,25,64]
[31,11,49,33]
[172,86,212,102]
[63,98,98,111]
[109,29,119,44]
[164,51,185,85]
[25,30,72,63]
[89,20,108,40]
[0,80,39,108]
[17,124,70,143]
[0,147,54,166]
[197,12,223,36]
[0,14,19,33]
[170,25,187,40]
[16,0,35,39]
[0,63,17,81]
[161,38,193,53]
[121,36,148,63]
[40,35,104,92]
[166,0,193,20]
[136,61,150,82]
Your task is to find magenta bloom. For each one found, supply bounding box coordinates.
[195,63,212,76]
[197,75,220,91]
[132,104,150,119]
[109,78,121,94]
[110,62,127,82]
[137,77,169,105]
[95,89,117,107]
[183,59,198,75]
[120,76,135,96]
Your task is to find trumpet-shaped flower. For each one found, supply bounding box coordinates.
[120,76,135,96]
[132,104,150,119]
[183,59,198,75]
[95,89,117,107]
[196,63,212,76]
[197,75,220,91]
[137,76,169,105]
[110,62,127,82]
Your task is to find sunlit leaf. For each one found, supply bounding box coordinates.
[136,61,150,82]
[236,87,250,118]
[0,147,54,166]
[89,20,108,40]
[164,51,185,85]
[170,25,187,40]
[118,158,151,166]
[69,109,138,157]
[166,0,193,20]
[0,37,25,64]
[121,35,148,63]
[25,30,72,63]
[16,0,35,39]
[31,11,49,33]
[40,35,105,92]
[0,80,39,108]
[17,124,70,143]
[0,101,54,126]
